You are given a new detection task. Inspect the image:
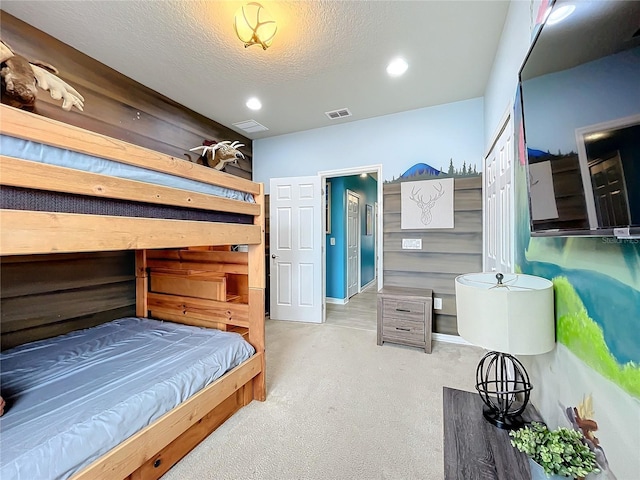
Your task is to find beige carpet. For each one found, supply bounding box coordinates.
[162,319,483,480]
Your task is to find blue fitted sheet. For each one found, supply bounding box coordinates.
[0,317,255,480]
[0,135,255,203]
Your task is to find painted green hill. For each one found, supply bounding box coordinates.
[554,276,640,398]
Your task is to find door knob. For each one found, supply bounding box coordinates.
[271,254,279,259]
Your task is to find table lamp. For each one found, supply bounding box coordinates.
[454,272,555,429]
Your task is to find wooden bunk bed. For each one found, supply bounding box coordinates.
[0,104,266,480]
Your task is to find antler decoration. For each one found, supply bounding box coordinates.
[1,39,84,112]
[409,182,445,226]
[189,140,245,171]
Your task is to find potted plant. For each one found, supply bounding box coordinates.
[509,422,599,479]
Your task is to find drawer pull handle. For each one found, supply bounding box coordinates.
[396,327,411,331]
[395,308,411,312]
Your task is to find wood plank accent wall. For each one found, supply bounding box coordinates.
[382,176,483,335]
[0,11,253,179]
[1,252,136,350]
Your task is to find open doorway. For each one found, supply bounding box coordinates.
[319,165,383,315]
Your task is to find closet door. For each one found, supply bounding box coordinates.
[484,114,515,274]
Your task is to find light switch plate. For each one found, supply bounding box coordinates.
[434,297,443,310]
[402,238,422,250]
[330,237,336,246]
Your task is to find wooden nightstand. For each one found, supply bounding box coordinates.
[377,286,433,353]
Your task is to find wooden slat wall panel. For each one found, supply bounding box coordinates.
[2,282,134,330]
[1,251,133,297]
[0,12,253,178]
[383,176,483,335]
[383,252,482,274]
[384,211,482,233]
[0,252,136,350]
[384,232,483,254]
[1,306,136,352]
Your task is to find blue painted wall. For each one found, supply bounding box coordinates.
[326,174,377,300]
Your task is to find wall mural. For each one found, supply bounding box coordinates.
[515,109,640,400]
[514,88,640,479]
[387,160,480,184]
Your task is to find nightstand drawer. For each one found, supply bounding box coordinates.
[383,318,425,342]
[383,314,425,332]
[382,299,425,323]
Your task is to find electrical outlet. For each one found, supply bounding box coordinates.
[434,297,443,310]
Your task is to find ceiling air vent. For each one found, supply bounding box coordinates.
[325,108,352,120]
[232,119,269,133]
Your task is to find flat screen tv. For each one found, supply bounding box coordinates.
[519,0,640,237]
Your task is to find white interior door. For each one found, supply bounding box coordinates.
[346,190,360,298]
[270,176,323,323]
[484,113,515,273]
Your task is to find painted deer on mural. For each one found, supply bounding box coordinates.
[189,140,245,171]
[409,182,445,226]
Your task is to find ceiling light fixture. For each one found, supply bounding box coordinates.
[234,2,277,50]
[546,4,575,25]
[386,58,408,77]
[246,97,262,110]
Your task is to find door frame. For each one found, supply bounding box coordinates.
[318,164,383,308]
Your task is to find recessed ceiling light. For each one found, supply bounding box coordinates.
[246,97,262,110]
[547,5,575,25]
[386,58,408,77]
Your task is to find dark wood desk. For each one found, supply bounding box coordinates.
[443,387,542,480]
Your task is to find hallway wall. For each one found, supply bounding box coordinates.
[326,175,377,300]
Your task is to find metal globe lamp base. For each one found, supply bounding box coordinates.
[475,351,532,430]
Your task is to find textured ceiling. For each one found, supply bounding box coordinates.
[2,1,510,140]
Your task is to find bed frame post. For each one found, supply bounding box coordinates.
[248,183,266,401]
[135,250,149,318]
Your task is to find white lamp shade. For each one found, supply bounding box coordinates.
[455,273,555,355]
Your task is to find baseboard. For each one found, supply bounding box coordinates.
[433,333,472,345]
[325,297,347,305]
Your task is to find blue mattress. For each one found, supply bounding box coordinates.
[0,317,255,480]
[0,135,255,203]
